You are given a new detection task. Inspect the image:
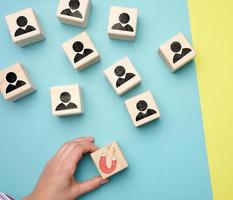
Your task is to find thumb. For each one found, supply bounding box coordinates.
[74,176,108,197]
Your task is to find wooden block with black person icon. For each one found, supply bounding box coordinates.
[0,63,36,101]
[104,57,141,96]
[56,0,91,27]
[158,33,196,72]
[125,91,160,127]
[108,6,138,41]
[5,8,45,47]
[50,84,84,116]
[62,32,100,71]
[91,142,128,179]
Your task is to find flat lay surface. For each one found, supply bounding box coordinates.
[189,0,233,199]
[0,0,212,199]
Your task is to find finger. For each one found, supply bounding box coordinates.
[59,136,94,154]
[72,136,95,143]
[56,137,94,159]
[55,141,77,159]
[73,176,108,197]
[64,142,99,172]
[79,142,99,154]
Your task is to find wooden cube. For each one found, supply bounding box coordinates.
[104,57,141,96]
[50,84,84,116]
[0,63,36,101]
[56,0,91,28]
[91,142,128,179]
[158,33,196,72]
[108,6,138,41]
[62,32,100,71]
[125,91,160,127]
[5,8,45,47]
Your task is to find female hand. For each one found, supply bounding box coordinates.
[24,137,108,200]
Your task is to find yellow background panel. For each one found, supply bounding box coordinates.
[188,0,233,199]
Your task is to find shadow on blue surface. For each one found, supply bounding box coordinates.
[0,0,212,200]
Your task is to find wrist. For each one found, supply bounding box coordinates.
[23,192,42,200]
[23,194,33,200]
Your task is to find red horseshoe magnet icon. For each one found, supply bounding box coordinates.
[99,146,117,174]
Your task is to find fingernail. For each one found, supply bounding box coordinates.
[101,179,109,185]
[88,136,95,141]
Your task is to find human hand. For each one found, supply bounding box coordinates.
[24,137,108,200]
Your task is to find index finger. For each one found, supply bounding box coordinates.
[66,142,99,172]
[79,141,99,154]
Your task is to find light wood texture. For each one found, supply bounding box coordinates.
[158,32,196,72]
[5,8,45,47]
[91,141,128,179]
[108,6,138,41]
[50,84,84,116]
[125,91,160,127]
[56,0,91,27]
[62,32,100,71]
[0,63,36,101]
[104,57,141,96]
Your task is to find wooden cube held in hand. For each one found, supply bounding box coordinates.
[91,142,128,179]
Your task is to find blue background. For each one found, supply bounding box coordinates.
[0,0,212,199]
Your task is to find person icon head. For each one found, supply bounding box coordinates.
[5,72,26,94]
[170,41,182,53]
[16,16,28,27]
[136,100,148,112]
[59,92,71,103]
[73,41,84,53]
[69,0,80,10]
[119,13,130,24]
[114,66,125,77]
[112,12,134,32]
[6,72,17,84]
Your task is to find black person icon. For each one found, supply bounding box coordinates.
[112,13,134,32]
[73,41,93,63]
[55,92,78,111]
[170,41,192,64]
[135,100,156,121]
[114,65,135,88]
[61,0,82,18]
[5,72,26,94]
[14,16,36,37]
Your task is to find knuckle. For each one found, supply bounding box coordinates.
[63,141,70,148]
[63,141,76,148]
[74,143,82,152]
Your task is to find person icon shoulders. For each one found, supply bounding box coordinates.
[170,41,192,64]
[14,16,36,37]
[5,72,26,94]
[55,92,78,111]
[114,65,135,88]
[112,13,134,32]
[61,0,82,19]
[125,72,135,80]
[73,41,93,63]
[135,100,156,121]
